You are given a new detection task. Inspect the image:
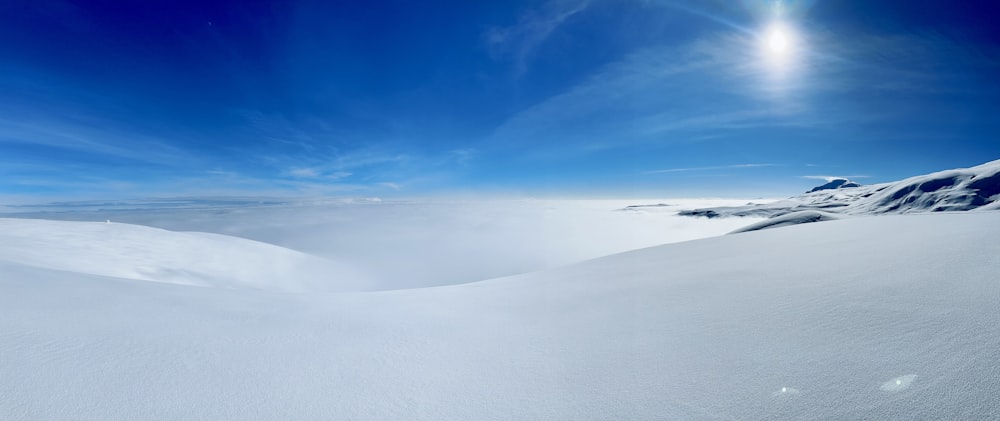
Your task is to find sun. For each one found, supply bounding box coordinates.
[766,26,790,55]
[760,22,799,73]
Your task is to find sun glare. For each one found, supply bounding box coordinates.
[766,26,790,54]
[760,22,799,75]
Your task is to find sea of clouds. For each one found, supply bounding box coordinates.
[1,197,765,289]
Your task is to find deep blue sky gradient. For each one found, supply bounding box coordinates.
[1,0,998,198]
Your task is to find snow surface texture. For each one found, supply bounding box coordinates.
[0,199,761,289]
[674,159,1000,229]
[0,218,373,292]
[2,212,1000,419]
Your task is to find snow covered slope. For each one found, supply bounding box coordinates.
[2,212,999,420]
[728,210,844,233]
[0,218,372,292]
[676,159,1000,225]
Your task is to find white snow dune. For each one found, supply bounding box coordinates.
[2,212,1000,419]
[0,218,373,293]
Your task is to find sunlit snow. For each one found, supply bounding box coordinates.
[2,162,1000,419]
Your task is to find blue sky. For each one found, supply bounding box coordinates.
[1,0,998,199]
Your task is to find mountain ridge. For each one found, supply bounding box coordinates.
[807,178,862,193]
[670,159,1000,232]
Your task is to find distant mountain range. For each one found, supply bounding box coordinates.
[675,159,1000,231]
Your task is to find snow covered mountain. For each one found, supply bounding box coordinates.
[3,212,999,419]
[677,159,1000,228]
[806,177,861,193]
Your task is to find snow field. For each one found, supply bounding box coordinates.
[2,212,999,419]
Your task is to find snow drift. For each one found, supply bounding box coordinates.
[728,210,844,233]
[0,218,372,292]
[2,212,1000,419]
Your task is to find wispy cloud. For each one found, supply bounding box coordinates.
[647,164,775,174]
[443,148,477,167]
[485,31,809,153]
[485,0,591,76]
[287,167,321,178]
[229,108,482,193]
[485,23,1000,166]
[286,167,352,180]
[801,175,870,181]
[0,115,194,166]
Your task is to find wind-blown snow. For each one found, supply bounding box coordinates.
[0,218,372,292]
[2,212,1000,419]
